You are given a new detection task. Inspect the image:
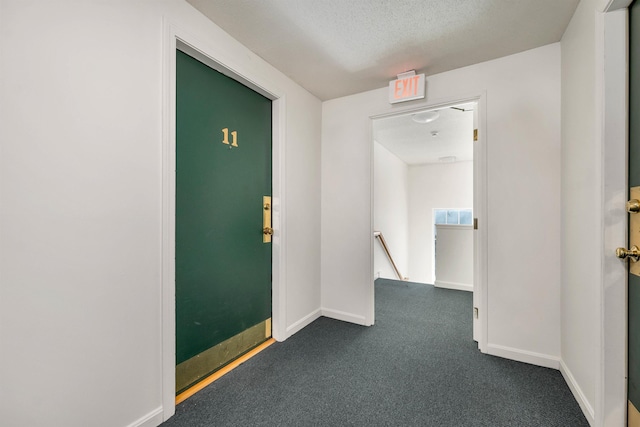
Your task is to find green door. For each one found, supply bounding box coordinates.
[175,50,272,393]
[631,1,640,424]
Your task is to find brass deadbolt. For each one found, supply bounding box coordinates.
[628,199,640,214]
[616,246,640,262]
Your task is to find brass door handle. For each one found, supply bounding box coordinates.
[628,199,640,213]
[263,196,272,243]
[616,246,640,262]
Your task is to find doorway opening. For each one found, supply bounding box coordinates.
[372,99,485,345]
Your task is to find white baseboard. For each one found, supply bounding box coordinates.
[285,309,321,338]
[560,359,595,426]
[321,308,367,325]
[125,407,163,427]
[434,280,473,292]
[486,344,560,369]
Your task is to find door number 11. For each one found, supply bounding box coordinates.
[222,128,238,148]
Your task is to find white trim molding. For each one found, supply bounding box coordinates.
[125,407,164,427]
[595,5,629,427]
[599,0,633,13]
[322,308,368,325]
[161,18,288,421]
[486,344,560,370]
[286,309,322,336]
[561,360,596,426]
[434,281,473,292]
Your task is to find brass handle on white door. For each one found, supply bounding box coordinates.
[616,246,640,262]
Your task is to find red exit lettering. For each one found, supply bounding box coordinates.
[388,72,425,104]
[394,75,420,99]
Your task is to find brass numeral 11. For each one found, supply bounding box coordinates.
[222,128,238,147]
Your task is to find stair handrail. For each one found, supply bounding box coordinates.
[374,231,408,281]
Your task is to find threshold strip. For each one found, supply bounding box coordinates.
[175,338,276,405]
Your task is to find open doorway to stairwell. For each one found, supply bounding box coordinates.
[372,99,484,343]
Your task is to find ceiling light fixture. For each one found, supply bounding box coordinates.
[412,111,439,124]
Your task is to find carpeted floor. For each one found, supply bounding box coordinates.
[161,279,589,426]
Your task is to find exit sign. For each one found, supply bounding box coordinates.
[389,71,425,104]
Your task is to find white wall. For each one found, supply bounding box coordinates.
[408,161,473,284]
[373,142,409,280]
[321,43,562,363]
[373,153,473,285]
[563,4,630,425]
[0,1,322,426]
[434,225,474,290]
[560,0,598,420]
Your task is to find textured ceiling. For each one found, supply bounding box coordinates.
[374,102,475,165]
[187,0,579,100]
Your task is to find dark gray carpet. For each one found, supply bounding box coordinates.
[162,279,588,426]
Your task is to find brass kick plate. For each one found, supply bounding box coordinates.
[263,196,273,243]
[175,319,271,394]
[630,400,640,427]
[632,187,640,277]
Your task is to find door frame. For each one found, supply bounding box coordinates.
[369,92,488,352]
[161,20,288,420]
[597,1,631,425]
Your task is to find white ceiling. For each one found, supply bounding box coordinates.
[186,0,579,101]
[374,102,475,165]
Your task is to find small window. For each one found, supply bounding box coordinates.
[446,209,458,224]
[459,209,472,225]
[434,208,472,225]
